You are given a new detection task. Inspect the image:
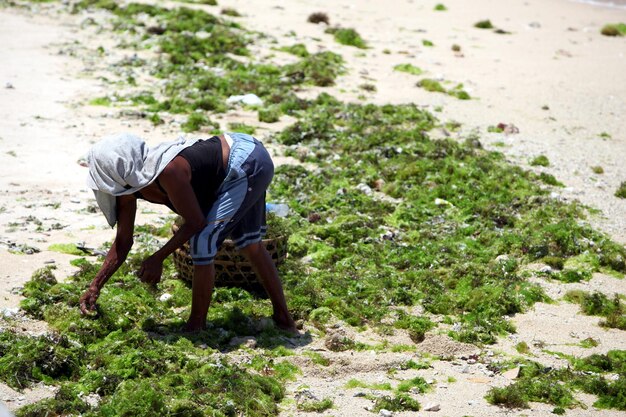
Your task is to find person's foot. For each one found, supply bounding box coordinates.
[183,319,206,333]
[273,313,299,335]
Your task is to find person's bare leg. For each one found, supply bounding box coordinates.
[184,264,216,332]
[240,242,297,333]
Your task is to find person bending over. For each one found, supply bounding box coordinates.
[80,132,296,333]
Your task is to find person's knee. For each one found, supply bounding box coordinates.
[240,241,263,258]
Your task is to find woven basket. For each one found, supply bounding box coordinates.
[171,223,287,289]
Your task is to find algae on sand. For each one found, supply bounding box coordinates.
[487,352,626,411]
[6,1,626,415]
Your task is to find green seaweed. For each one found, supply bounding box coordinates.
[394,63,423,76]
[48,243,84,255]
[344,379,393,390]
[396,376,430,393]
[227,122,256,135]
[418,78,446,93]
[325,27,367,49]
[181,112,217,132]
[297,398,333,412]
[8,254,293,416]
[475,20,494,29]
[601,23,626,37]
[487,353,626,411]
[530,155,550,167]
[6,2,626,415]
[0,332,83,390]
[70,2,344,123]
[615,182,626,199]
[564,290,626,330]
[373,394,420,412]
[279,43,310,58]
[221,8,241,17]
[417,79,471,100]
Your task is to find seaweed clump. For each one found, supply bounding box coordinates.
[475,20,494,29]
[487,352,626,411]
[325,27,368,49]
[307,12,330,25]
[4,252,293,416]
[615,181,626,199]
[601,23,626,37]
[417,78,471,100]
[564,290,626,330]
[394,63,423,76]
[70,2,345,130]
[268,96,625,344]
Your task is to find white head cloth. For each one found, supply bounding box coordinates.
[86,133,198,227]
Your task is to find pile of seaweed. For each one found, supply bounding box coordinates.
[1,0,625,414]
[73,0,346,130]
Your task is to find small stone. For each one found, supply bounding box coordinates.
[502,367,520,380]
[468,400,478,406]
[373,178,385,191]
[5,82,14,89]
[355,183,373,196]
[424,402,441,412]
[529,22,541,28]
[461,365,470,374]
[158,293,172,302]
[84,393,100,407]
[467,358,477,364]
[229,336,257,349]
[379,410,393,417]
[495,254,510,263]
[0,307,19,318]
[353,392,367,397]
[325,329,354,351]
[44,259,56,264]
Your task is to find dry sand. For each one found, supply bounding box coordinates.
[0,0,625,415]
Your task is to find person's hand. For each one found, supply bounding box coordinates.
[138,256,163,286]
[80,285,100,315]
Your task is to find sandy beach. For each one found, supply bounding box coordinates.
[0,0,625,415]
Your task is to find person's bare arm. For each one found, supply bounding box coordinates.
[80,195,136,314]
[137,157,207,284]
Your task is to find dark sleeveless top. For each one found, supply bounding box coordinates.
[134,136,226,214]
